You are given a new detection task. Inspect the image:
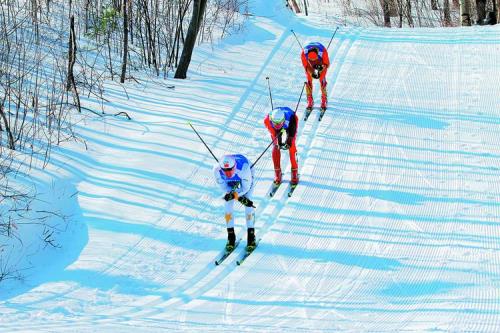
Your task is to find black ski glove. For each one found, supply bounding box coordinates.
[238,196,254,208]
[314,64,324,72]
[312,70,320,79]
[224,191,237,201]
[228,180,241,190]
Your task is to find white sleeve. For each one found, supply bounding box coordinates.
[213,166,230,193]
[235,163,252,196]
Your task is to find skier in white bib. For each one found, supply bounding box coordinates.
[214,154,256,252]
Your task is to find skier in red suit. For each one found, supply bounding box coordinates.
[301,42,330,109]
[264,107,299,185]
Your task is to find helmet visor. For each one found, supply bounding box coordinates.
[271,118,284,130]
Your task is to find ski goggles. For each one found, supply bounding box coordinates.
[222,166,236,178]
[271,119,285,130]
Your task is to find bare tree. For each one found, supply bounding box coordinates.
[488,0,500,24]
[381,0,392,26]
[175,0,207,79]
[443,0,452,25]
[476,0,487,22]
[494,0,499,23]
[287,0,302,12]
[460,0,472,25]
[0,96,15,150]
[120,0,129,83]
[67,15,81,113]
[497,0,500,23]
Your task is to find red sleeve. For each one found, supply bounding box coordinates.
[264,115,276,138]
[301,51,308,68]
[322,49,330,68]
[301,51,314,74]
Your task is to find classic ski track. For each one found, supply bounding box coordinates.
[7,23,500,332]
[12,57,249,319]
[225,32,360,262]
[120,28,357,320]
[6,26,359,329]
[151,32,363,322]
[268,30,371,312]
[105,23,299,319]
[5,19,296,325]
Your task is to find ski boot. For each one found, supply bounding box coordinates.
[225,227,236,252]
[274,168,282,186]
[246,228,256,252]
[321,94,327,110]
[306,95,314,110]
[291,168,299,185]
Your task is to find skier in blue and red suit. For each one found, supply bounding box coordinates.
[264,107,299,186]
[301,42,330,109]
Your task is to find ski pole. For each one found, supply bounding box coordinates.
[326,26,339,51]
[290,29,303,49]
[266,77,274,109]
[251,135,280,169]
[294,82,306,114]
[188,122,219,163]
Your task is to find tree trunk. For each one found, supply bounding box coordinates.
[460,0,472,25]
[174,0,207,79]
[120,0,129,83]
[443,0,452,26]
[31,0,40,42]
[398,0,403,26]
[406,0,414,26]
[0,95,15,150]
[497,0,500,24]
[289,0,301,13]
[67,15,81,112]
[382,0,391,26]
[476,0,486,23]
[389,0,398,17]
[129,0,133,44]
[67,15,76,91]
[84,0,89,33]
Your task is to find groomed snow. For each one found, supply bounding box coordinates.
[1,0,500,331]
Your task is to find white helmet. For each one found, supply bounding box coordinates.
[220,155,236,177]
[269,108,286,129]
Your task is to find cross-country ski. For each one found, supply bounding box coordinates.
[268,181,282,197]
[214,239,241,265]
[318,107,327,121]
[236,239,260,266]
[304,107,313,121]
[287,183,298,197]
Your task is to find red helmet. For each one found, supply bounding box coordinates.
[307,49,318,61]
[220,155,236,178]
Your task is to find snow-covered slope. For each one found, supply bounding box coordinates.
[1,0,500,331]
